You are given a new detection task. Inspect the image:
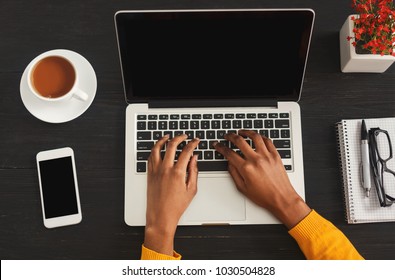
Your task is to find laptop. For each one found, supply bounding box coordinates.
[115,9,315,226]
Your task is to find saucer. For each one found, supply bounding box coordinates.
[20,49,97,123]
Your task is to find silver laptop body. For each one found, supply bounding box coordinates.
[115,9,315,226]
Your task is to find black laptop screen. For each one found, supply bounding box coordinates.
[116,10,314,103]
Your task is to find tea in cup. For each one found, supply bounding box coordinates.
[28,55,88,102]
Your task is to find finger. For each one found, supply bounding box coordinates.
[228,163,246,194]
[186,154,199,196]
[225,132,256,159]
[163,134,188,167]
[176,138,200,170]
[148,134,169,169]
[238,130,267,154]
[261,135,278,155]
[213,141,244,167]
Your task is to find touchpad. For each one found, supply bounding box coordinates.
[181,176,246,223]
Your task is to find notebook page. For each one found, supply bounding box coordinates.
[341,117,395,223]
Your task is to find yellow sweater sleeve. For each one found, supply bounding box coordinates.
[288,210,364,260]
[140,244,181,260]
[140,210,363,260]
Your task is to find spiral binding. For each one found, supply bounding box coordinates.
[336,120,356,223]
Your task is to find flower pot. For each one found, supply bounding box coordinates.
[339,14,395,73]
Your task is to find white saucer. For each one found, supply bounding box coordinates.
[20,49,97,123]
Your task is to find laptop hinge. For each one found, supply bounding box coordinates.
[149,98,278,108]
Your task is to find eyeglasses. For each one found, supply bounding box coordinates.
[369,128,395,207]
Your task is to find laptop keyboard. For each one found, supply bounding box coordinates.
[135,112,292,173]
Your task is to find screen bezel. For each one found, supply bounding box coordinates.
[115,9,315,104]
[36,147,82,229]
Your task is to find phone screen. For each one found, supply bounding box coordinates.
[39,156,78,219]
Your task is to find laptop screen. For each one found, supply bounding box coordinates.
[115,10,314,103]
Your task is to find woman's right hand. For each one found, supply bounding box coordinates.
[213,130,311,229]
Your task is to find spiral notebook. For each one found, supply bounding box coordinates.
[336,117,395,224]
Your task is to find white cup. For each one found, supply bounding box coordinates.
[27,54,88,102]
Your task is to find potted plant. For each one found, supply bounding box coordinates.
[340,0,395,72]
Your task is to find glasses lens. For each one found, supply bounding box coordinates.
[382,170,395,198]
[375,131,391,161]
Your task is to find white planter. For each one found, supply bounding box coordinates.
[339,14,395,73]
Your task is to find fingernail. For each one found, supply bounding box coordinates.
[212,141,219,147]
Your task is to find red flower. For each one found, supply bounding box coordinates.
[349,0,395,56]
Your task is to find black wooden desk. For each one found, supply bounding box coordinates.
[1,0,394,260]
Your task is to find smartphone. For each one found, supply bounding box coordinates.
[36,147,82,228]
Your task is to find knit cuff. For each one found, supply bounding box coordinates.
[288,210,330,242]
[141,244,181,260]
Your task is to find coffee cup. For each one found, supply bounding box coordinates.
[27,54,88,102]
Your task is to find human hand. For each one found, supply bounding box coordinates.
[144,134,199,255]
[213,130,310,229]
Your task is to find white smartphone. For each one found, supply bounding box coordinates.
[36,147,82,228]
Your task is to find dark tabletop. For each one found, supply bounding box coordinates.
[1,0,394,260]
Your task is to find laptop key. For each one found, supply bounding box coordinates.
[185,131,194,139]
[137,121,146,130]
[264,120,274,128]
[278,150,291,159]
[148,121,157,130]
[253,119,263,128]
[281,129,290,138]
[153,131,162,140]
[275,119,290,128]
[215,151,225,159]
[204,151,214,160]
[137,152,151,161]
[137,131,151,140]
[270,130,280,138]
[243,120,252,128]
[206,131,216,139]
[158,121,167,130]
[222,120,231,129]
[217,130,226,139]
[174,131,183,137]
[164,131,173,138]
[196,131,205,139]
[198,161,228,171]
[199,141,208,150]
[201,121,210,129]
[137,141,155,150]
[232,120,242,129]
[273,140,291,148]
[180,121,189,129]
[211,120,220,129]
[169,121,178,129]
[259,130,269,137]
[136,162,146,173]
[137,115,147,120]
[190,120,199,129]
